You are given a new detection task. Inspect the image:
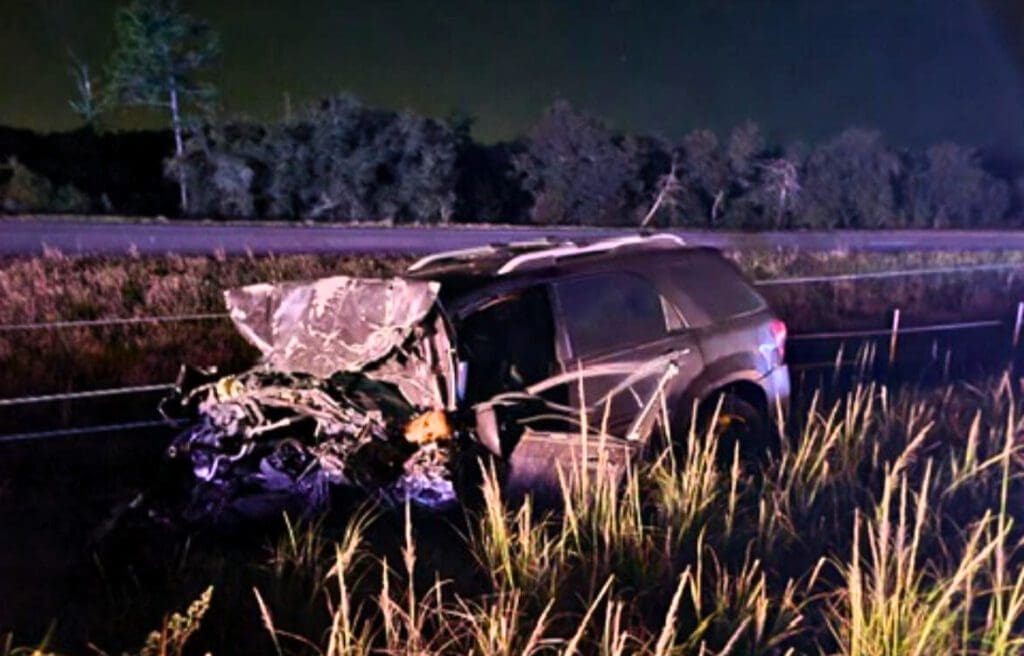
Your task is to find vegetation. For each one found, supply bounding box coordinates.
[179,96,458,222]
[0,157,91,214]
[4,357,1024,654]
[3,99,1020,228]
[512,100,641,225]
[1,248,1023,405]
[163,101,1019,229]
[107,0,221,212]
[2,248,1024,652]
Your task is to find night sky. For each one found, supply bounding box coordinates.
[4,0,1024,151]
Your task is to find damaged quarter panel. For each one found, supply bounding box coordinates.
[655,252,789,419]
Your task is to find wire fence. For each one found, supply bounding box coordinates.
[752,261,1024,287]
[0,383,175,408]
[787,318,1004,342]
[1,259,1021,442]
[0,315,1012,410]
[0,312,228,333]
[0,419,186,444]
[0,260,1021,334]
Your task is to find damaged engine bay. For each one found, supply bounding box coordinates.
[157,275,473,523]
[161,367,460,522]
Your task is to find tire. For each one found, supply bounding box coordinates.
[697,393,777,468]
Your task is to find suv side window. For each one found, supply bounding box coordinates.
[456,285,558,404]
[555,273,668,358]
[671,252,765,326]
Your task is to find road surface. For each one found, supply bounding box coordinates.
[6,217,1024,255]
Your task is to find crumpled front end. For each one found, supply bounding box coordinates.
[161,275,460,523]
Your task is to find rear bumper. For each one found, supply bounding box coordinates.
[760,365,791,417]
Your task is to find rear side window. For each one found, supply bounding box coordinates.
[555,273,668,357]
[673,253,765,322]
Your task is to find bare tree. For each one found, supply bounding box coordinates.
[641,154,682,227]
[758,158,800,225]
[68,53,105,127]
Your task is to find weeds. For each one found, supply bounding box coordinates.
[6,248,1024,652]
[165,374,1010,654]
[2,248,1023,401]
[7,372,1024,653]
[138,585,213,656]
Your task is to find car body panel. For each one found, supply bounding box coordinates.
[225,275,458,411]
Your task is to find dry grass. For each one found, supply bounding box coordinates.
[4,247,1024,651]
[3,351,1024,652]
[217,371,1024,655]
[729,249,1024,333]
[0,250,410,398]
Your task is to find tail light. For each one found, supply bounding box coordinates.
[769,318,787,364]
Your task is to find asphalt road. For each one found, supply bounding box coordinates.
[6,217,1024,255]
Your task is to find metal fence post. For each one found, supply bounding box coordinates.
[888,309,901,366]
[1013,301,1024,349]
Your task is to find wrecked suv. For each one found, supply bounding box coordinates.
[162,235,789,522]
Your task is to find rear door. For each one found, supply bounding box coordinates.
[548,272,703,438]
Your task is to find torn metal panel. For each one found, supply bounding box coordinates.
[162,366,459,522]
[225,275,454,409]
[504,429,634,504]
[226,275,439,376]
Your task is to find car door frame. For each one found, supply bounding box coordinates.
[546,269,704,439]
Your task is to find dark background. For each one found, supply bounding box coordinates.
[4,0,1024,150]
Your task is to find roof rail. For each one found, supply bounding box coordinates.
[406,237,567,273]
[407,244,501,273]
[496,233,686,275]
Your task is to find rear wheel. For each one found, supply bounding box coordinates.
[697,393,777,468]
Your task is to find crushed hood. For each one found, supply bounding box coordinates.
[224,276,454,409]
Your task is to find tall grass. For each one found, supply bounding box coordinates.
[6,246,1024,651]
[9,370,1024,653]
[195,369,1021,655]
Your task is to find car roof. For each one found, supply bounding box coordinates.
[405,233,720,295]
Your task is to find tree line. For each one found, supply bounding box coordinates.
[0,0,1019,229]
[12,96,1008,230]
